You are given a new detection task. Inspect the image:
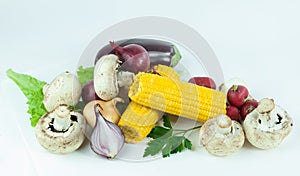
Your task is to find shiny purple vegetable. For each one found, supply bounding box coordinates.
[95,38,182,68]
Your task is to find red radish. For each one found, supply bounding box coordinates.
[110,41,150,73]
[240,100,259,120]
[226,105,240,121]
[188,77,216,89]
[227,85,249,107]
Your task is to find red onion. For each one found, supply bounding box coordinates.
[90,105,124,159]
[110,41,150,73]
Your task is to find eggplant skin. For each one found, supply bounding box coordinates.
[95,38,181,68]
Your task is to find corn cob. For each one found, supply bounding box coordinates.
[129,73,226,122]
[153,64,180,80]
[118,65,179,143]
[118,101,163,143]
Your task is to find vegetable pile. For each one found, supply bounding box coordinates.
[6,38,294,159]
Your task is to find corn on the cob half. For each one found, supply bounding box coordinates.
[153,64,180,80]
[118,101,163,143]
[129,73,226,122]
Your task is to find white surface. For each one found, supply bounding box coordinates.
[1,0,300,176]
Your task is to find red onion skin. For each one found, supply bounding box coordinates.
[110,41,150,73]
[81,80,100,103]
[95,38,182,68]
[90,105,124,159]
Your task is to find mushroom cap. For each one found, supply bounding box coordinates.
[243,103,293,150]
[199,115,245,156]
[43,72,82,112]
[94,54,120,101]
[35,106,86,154]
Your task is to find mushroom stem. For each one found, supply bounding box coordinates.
[52,106,72,131]
[216,115,232,134]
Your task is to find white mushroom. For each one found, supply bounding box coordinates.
[243,98,293,149]
[43,71,81,112]
[94,54,121,100]
[35,105,86,154]
[199,114,245,156]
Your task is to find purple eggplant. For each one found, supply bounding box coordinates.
[95,38,182,68]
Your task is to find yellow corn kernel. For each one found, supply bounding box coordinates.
[129,73,226,122]
[153,64,180,80]
[118,102,163,143]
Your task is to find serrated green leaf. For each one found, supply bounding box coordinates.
[144,131,191,158]
[147,126,171,139]
[162,142,172,158]
[170,143,184,154]
[170,136,185,149]
[143,137,167,157]
[163,114,172,129]
[144,130,173,157]
[169,136,189,155]
[184,138,192,150]
[163,136,185,157]
[6,69,48,127]
[77,66,94,85]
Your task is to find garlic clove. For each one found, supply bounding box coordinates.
[90,105,125,159]
[83,98,124,128]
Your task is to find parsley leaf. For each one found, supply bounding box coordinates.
[184,138,192,149]
[77,66,94,85]
[147,126,170,139]
[144,115,201,158]
[6,69,47,127]
[163,114,172,129]
[144,130,172,157]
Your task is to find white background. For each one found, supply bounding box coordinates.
[1,0,300,175]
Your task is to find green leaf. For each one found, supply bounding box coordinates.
[144,114,199,158]
[162,114,172,129]
[162,142,172,158]
[162,136,184,157]
[144,130,192,158]
[184,138,192,150]
[77,66,94,85]
[169,138,192,155]
[143,137,167,157]
[6,69,48,127]
[170,143,184,154]
[147,126,171,139]
[170,136,185,150]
